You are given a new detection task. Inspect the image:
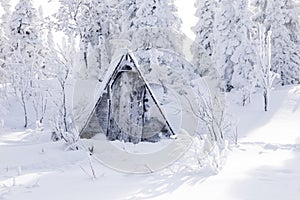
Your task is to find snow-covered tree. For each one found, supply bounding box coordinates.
[270,0,300,85]
[252,0,300,85]
[47,34,74,139]
[120,0,182,53]
[7,0,46,127]
[257,25,278,111]
[133,0,181,30]
[9,0,42,52]
[116,0,140,33]
[213,0,238,92]
[0,30,8,101]
[191,0,217,76]
[54,0,114,73]
[46,34,80,150]
[0,0,11,35]
[231,0,258,105]
[0,1,11,114]
[77,0,112,68]
[0,29,7,81]
[0,0,11,73]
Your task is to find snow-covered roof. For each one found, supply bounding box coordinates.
[81,50,179,135]
[74,48,205,137]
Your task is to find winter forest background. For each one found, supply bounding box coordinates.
[0,0,299,139]
[0,0,300,199]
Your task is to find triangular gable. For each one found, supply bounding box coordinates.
[80,52,175,141]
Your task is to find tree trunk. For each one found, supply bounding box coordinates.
[264,89,268,112]
[40,97,47,124]
[62,85,68,132]
[21,94,28,128]
[83,51,88,69]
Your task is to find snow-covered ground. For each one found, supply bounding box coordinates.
[1,85,300,200]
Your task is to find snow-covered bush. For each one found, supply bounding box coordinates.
[187,61,235,170]
[51,115,79,150]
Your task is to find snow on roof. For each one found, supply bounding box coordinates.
[76,48,206,136]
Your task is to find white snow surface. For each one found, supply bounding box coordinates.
[1,85,300,200]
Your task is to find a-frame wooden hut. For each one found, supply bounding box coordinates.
[80,52,175,144]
